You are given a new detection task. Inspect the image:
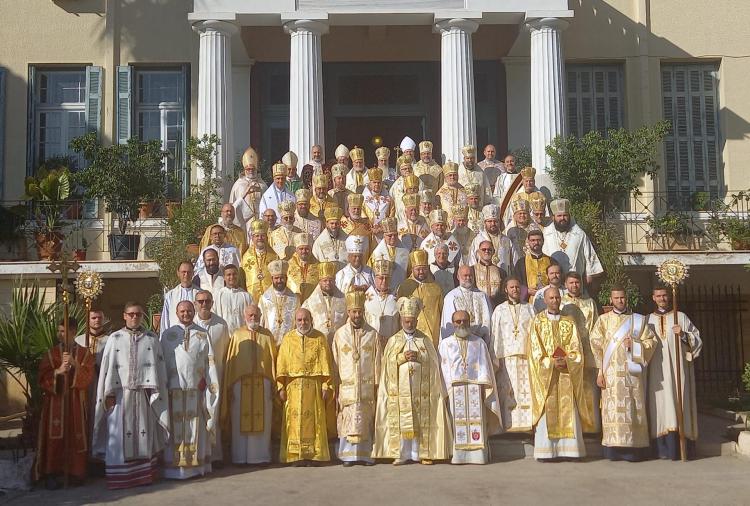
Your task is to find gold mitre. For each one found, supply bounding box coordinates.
[347,193,364,207]
[241,147,259,169]
[410,249,429,267]
[375,146,390,160]
[402,193,420,209]
[372,258,393,277]
[429,209,447,224]
[324,206,344,221]
[335,144,349,159]
[550,198,571,215]
[293,232,312,248]
[350,146,365,162]
[345,289,366,310]
[520,166,536,180]
[381,217,398,234]
[461,145,476,157]
[250,219,268,235]
[404,174,420,190]
[398,296,422,318]
[268,259,288,277]
[313,173,329,188]
[278,200,296,217]
[272,162,287,177]
[397,155,414,168]
[331,163,347,178]
[319,261,337,280]
[464,183,481,198]
[367,167,383,182]
[419,140,433,153]
[282,151,298,169]
[451,204,469,220]
[442,161,458,175]
[529,192,547,212]
[295,188,312,203]
[511,198,530,214]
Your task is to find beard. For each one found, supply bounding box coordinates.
[459,280,473,289]
[296,324,312,335]
[454,326,470,338]
[247,321,259,330]
[206,264,219,276]
[553,219,571,232]
[219,217,232,227]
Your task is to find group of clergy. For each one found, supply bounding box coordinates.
[33,138,702,490]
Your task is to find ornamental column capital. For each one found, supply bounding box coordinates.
[525,17,569,32]
[435,18,479,35]
[283,19,329,36]
[192,19,239,36]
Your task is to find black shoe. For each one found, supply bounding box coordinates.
[44,476,60,490]
[342,462,355,467]
[363,461,375,466]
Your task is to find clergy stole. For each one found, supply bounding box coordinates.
[524,255,551,302]
[529,315,592,439]
[452,384,485,450]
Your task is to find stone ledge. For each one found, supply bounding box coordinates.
[0,261,159,279]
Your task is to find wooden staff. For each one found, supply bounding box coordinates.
[671,284,688,461]
[499,169,524,220]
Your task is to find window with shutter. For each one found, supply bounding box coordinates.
[661,63,721,196]
[85,66,102,136]
[116,66,132,145]
[566,64,624,138]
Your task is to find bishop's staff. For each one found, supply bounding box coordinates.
[75,270,105,350]
[656,258,690,462]
[47,254,81,488]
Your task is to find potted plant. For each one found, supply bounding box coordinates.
[646,210,702,251]
[65,223,89,261]
[706,190,750,250]
[146,292,165,333]
[71,133,167,260]
[23,162,73,260]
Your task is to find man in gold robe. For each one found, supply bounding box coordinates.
[277,308,335,465]
[312,206,348,270]
[396,250,443,348]
[413,140,443,194]
[328,164,353,215]
[286,232,319,304]
[293,188,322,242]
[340,193,373,260]
[332,290,382,466]
[309,174,336,220]
[220,304,277,465]
[529,287,595,460]
[302,261,347,344]
[198,203,249,256]
[241,220,278,302]
[513,230,555,303]
[590,286,656,461]
[561,271,600,433]
[269,200,301,260]
[373,298,452,465]
[397,193,430,250]
[258,260,300,345]
[436,161,466,222]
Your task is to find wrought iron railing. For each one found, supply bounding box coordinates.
[0,199,171,262]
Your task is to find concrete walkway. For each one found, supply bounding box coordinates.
[3,454,749,506]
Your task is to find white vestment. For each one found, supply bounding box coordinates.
[194,244,241,276]
[258,184,296,226]
[160,285,198,337]
[213,286,253,335]
[467,231,514,275]
[440,286,492,343]
[335,264,374,294]
[345,168,370,193]
[195,272,225,297]
[301,286,348,344]
[160,323,220,479]
[458,164,492,205]
[542,222,603,279]
[439,334,502,464]
[490,301,535,431]
[230,177,266,230]
[370,238,411,291]
[363,286,400,341]
[430,263,457,295]
[422,232,461,264]
[312,230,349,271]
[258,287,300,345]
[294,214,322,242]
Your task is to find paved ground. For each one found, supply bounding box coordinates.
[2,454,750,506]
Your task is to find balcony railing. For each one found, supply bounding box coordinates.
[0,199,171,262]
[617,190,750,254]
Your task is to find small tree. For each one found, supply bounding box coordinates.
[70,133,167,235]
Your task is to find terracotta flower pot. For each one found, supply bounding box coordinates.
[35,231,64,260]
[74,249,87,261]
[151,314,161,334]
[139,201,155,220]
[186,243,200,258]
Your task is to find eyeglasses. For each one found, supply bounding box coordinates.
[195,299,211,304]
[124,312,142,317]
[480,248,495,252]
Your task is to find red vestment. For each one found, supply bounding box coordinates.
[34,342,95,481]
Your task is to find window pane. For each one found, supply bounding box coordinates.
[137,110,161,141]
[137,71,182,104]
[39,71,85,105]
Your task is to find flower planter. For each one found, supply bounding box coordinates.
[34,231,64,260]
[73,249,87,261]
[139,201,156,220]
[186,243,200,258]
[730,238,750,251]
[646,233,703,252]
[151,313,161,334]
[166,201,181,219]
[108,234,140,260]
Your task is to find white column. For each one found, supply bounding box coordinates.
[528,17,568,187]
[285,19,327,166]
[193,19,238,193]
[437,18,479,164]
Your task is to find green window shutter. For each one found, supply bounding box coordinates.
[0,67,6,194]
[566,64,624,138]
[116,65,132,144]
[85,65,103,136]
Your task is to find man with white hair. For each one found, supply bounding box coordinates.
[302,261,347,344]
[332,290,382,466]
[269,200,301,260]
[375,146,397,190]
[306,144,325,174]
[430,243,457,295]
[450,204,476,266]
[369,217,411,291]
[345,146,368,193]
[328,163,353,214]
[199,203,248,255]
[397,250,444,348]
[312,206,348,269]
[220,303,277,465]
[478,144,504,194]
[361,167,393,239]
[468,204,514,273]
[543,198,604,287]
[340,193,372,260]
[398,193,429,249]
[259,162,296,226]
[422,209,461,265]
[230,147,267,230]
[282,151,303,194]
[335,235,374,293]
[293,188,322,242]
[441,265,492,344]
[373,297,452,465]
[439,310,501,464]
[457,145,492,205]
[414,140,443,194]
[504,166,544,226]
[436,161,466,221]
[286,232,320,304]
[258,260,300,345]
[364,258,400,343]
